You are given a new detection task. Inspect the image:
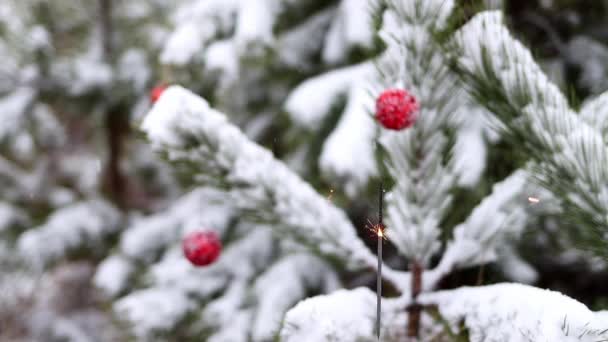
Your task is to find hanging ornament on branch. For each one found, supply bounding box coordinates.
[375,89,419,130]
[150,84,168,104]
[182,230,222,267]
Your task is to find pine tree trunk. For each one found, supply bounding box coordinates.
[104,108,128,208]
[407,260,423,337]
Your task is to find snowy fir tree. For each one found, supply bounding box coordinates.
[2,0,608,341]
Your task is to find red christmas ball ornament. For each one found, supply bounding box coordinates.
[375,88,419,130]
[182,230,222,267]
[150,84,167,103]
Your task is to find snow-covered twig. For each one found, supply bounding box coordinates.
[452,11,608,248]
[141,85,408,288]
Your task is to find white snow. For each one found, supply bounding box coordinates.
[322,0,374,64]
[280,288,376,342]
[496,246,538,283]
[449,171,527,263]
[119,188,234,262]
[427,171,529,286]
[234,0,279,58]
[580,90,608,138]
[207,309,252,342]
[17,200,121,268]
[93,255,135,298]
[111,228,276,338]
[205,39,239,88]
[161,22,206,65]
[160,0,240,65]
[148,229,274,297]
[114,288,195,339]
[283,284,608,342]
[55,53,113,95]
[0,87,36,141]
[284,63,373,130]
[0,242,37,316]
[0,202,28,234]
[27,25,51,51]
[452,108,490,187]
[419,283,608,342]
[58,152,104,196]
[319,76,378,197]
[118,49,150,92]
[251,254,340,341]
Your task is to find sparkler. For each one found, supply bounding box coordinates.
[375,183,384,340]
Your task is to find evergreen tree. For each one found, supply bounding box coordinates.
[2,0,608,341]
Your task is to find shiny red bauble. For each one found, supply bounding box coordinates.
[182,230,222,267]
[375,88,418,130]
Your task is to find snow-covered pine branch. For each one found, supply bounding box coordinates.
[419,283,608,341]
[378,0,461,264]
[280,288,388,342]
[162,0,377,67]
[251,254,340,341]
[427,170,530,287]
[0,202,29,237]
[281,283,608,342]
[17,200,121,268]
[141,85,407,286]
[94,188,235,297]
[96,185,341,339]
[161,0,384,196]
[113,227,274,340]
[580,90,608,140]
[452,11,608,250]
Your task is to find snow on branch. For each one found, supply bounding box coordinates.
[114,287,195,340]
[378,0,461,263]
[322,0,375,64]
[113,228,274,338]
[282,283,608,342]
[141,86,406,283]
[0,87,36,142]
[419,283,608,341]
[580,90,608,140]
[285,62,373,130]
[281,287,415,342]
[94,188,236,297]
[0,202,30,236]
[427,171,529,287]
[280,288,379,342]
[161,0,240,65]
[118,188,235,263]
[285,62,380,193]
[234,0,280,58]
[17,199,121,268]
[318,71,378,197]
[251,254,340,341]
[452,11,608,241]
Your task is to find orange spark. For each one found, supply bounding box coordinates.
[527,196,540,204]
[327,188,334,201]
